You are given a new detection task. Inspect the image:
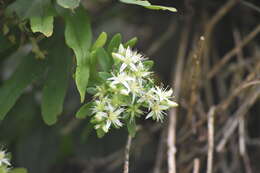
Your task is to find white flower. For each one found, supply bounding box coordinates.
[92,100,106,113]
[108,72,134,90]
[152,87,178,107]
[138,89,156,106]
[112,44,145,72]
[0,150,10,167]
[93,104,124,133]
[145,103,169,122]
[134,62,152,79]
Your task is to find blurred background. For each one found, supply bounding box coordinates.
[0,0,260,172]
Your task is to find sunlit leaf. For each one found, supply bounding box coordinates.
[120,0,177,12]
[57,0,81,10]
[64,7,92,102]
[30,15,54,37]
[91,32,107,51]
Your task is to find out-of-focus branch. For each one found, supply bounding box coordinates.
[208,24,260,79]
[167,18,191,173]
[207,107,216,173]
[217,87,260,152]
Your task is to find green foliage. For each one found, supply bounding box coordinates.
[64,7,92,102]
[0,54,46,120]
[41,42,72,125]
[30,15,54,37]
[124,37,138,48]
[57,0,81,10]
[6,0,53,19]
[120,0,177,12]
[107,33,122,55]
[91,32,108,51]
[1,0,177,130]
[76,102,94,119]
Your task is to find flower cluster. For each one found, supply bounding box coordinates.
[0,149,10,172]
[90,44,178,136]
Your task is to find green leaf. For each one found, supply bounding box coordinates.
[57,0,81,10]
[143,60,154,69]
[0,54,46,120]
[124,37,138,48]
[6,0,52,19]
[30,15,54,37]
[120,0,150,6]
[96,48,113,72]
[91,32,107,51]
[107,33,122,55]
[64,7,92,102]
[86,87,97,95]
[120,0,177,12]
[146,5,177,12]
[41,43,72,125]
[127,121,137,137]
[9,168,27,173]
[76,102,93,119]
[98,72,111,80]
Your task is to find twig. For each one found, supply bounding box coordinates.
[239,118,253,173]
[240,0,260,13]
[123,135,132,173]
[167,18,191,173]
[153,129,166,173]
[193,158,200,173]
[216,87,260,152]
[207,107,216,173]
[208,24,260,79]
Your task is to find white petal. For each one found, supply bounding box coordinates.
[126,47,132,58]
[145,112,153,119]
[120,63,127,72]
[112,53,125,61]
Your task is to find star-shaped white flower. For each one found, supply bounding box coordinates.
[101,104,124,132]
[108,72,134,91]
[112,44,145,72]
[152,87,178,107]
[145,103,169,122]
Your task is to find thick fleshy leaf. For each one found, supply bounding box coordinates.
[96,47,113,72]
[107,33,122,55]
[76,102,93,119]
[30,15,54,37]
[64,7,92,102]
[57,0,81,10]
[120,0,177,12]
[124,37,138,48]
[6,0,52,19]
[41,43,72,125]
[91,32,107,51]
[0,54,46,120]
